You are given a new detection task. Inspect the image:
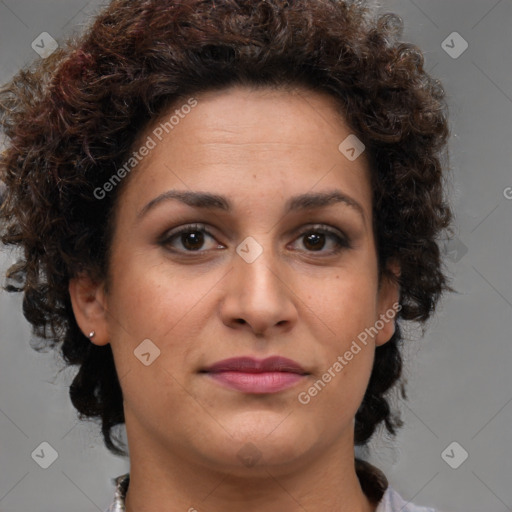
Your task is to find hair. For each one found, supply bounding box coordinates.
[0,0,453,471]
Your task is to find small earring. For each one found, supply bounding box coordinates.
[88,331,96,339]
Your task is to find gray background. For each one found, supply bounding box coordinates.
[0,1,511,511]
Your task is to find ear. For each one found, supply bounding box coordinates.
[68,272,110,346]
[374,258,401,347]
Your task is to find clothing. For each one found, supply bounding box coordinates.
[104,471,438,512]
[376,486,438,512]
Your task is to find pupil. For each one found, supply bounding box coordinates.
[183,232,203,250]
[305,232,324,251]
[180,231,325,251]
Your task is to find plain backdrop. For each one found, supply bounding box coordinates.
[1,1,511,511]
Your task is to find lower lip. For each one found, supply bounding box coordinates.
[205,371,306,393]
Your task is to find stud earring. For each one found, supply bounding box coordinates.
[88,331,96,339]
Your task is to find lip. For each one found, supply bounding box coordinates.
[201,356,309,394]
[203,356,308,374]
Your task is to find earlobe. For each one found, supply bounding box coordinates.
[375,259,401,347]
[68,272,110,346]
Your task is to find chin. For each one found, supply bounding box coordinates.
[201,415,317,470]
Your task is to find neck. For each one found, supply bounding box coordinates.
[123,423,380,512]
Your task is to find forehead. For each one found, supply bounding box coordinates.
[144,84,360,151]
[117,84,373,220]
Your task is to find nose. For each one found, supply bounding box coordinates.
[219,241,298,337]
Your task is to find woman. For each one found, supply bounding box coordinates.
[0,0,454,511]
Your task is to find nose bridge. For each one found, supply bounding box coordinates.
[222,233,295,334]
[234,233,281,300]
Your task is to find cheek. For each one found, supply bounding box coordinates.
[311,268,378,335]
[108,251,203,336]
[105,255,206,405]
[303,265,378,390]
[105,250,223,384]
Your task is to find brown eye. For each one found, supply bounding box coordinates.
[179,231,205,251]
[302,232,326,251]
[161,223,221,253]
[291,225,351,255]
[161,223,351,256]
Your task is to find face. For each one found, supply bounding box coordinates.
[70,85,399,474]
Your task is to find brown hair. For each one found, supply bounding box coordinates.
[0,0,454,462]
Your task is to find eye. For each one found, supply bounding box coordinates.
[289,224,351,255]
[160,223,351,256]
[160,223,223,253]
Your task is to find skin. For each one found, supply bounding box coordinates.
[69,84,400,512]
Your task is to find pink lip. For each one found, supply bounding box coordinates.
[201,356,309,394]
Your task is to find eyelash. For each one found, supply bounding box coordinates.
[160,223,351,256]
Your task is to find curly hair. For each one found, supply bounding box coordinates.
[0,0,454,461]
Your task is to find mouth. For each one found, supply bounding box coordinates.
[200,356,310,394]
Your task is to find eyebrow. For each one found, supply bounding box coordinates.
[136,189,366,225]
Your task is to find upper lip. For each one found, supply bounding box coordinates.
[201,356,308,375]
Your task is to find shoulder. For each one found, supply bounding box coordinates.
[354,459,439,512]
[376,485,438,512]
[104,473,129,512]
